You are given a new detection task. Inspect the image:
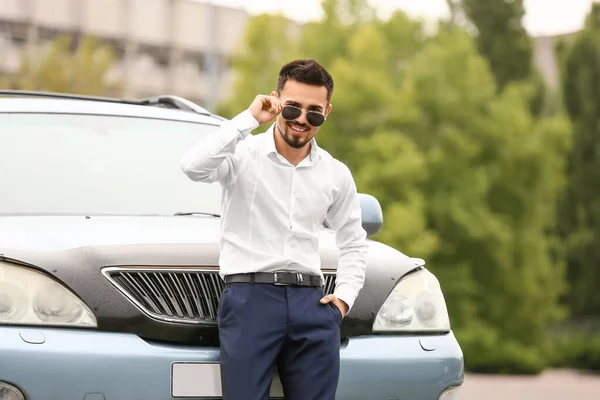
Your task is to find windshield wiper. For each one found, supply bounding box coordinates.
[173,212,220,217]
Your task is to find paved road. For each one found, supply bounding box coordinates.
[460,369,600,400]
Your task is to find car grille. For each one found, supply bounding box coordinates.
[102,267,336,324]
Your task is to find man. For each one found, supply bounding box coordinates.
[180,59,368,400]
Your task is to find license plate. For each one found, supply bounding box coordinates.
[171,362,284,398]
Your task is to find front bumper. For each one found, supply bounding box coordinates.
[0,326,464,400]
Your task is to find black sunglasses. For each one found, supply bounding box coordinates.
[281,105,326,127]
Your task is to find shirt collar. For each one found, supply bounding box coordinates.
[263,123,322,163]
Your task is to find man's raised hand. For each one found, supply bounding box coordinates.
[248,95,282,125]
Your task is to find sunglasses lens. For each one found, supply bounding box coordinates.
[281,106,325,127]
[282,106,301,120]
[306,113,325,127]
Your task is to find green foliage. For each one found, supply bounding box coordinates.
[457,0,549,117]
[3,34,121,95]
[395,28,571,342]
[353,131,438,259]
[459,0,533,91]
[457,325,546,374]
[219,0,579,374]
[544,334,600,372]
[543,318,600,371]
[412,27,574,354]
[556,3,600,320]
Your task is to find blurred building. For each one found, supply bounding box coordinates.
[532,31,578,90]
[0,0,260,110]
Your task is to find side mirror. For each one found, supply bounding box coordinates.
[358,193,383,237]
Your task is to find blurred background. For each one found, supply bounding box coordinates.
[1,0,599,396]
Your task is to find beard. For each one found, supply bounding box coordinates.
[277,121,314,149]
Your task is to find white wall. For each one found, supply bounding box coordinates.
[34,0,77,29]
[0,0,27,20]
[129,0,170,45]
[83,0,127,38]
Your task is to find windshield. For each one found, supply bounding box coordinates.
[0,113,223,216]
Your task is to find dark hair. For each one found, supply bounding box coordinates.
[276,59,334,102]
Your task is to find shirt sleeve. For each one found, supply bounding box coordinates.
[325,165,368,312]
[179,109,259,185]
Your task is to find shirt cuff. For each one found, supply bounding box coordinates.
[333,284,359,313]
[229,109,260,138]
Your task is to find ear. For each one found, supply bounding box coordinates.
[325,103,333,117]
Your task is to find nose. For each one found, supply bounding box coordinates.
[295,110,309,125]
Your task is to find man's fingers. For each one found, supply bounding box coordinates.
[249,94,281,124]
[267,97,280,114]
[260,95,271,110]
[320,294,336,304]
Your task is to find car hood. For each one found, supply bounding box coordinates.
[0,215,414,265]
[0,216,230,251]
[0,215,421,344]
[0,215,225,251]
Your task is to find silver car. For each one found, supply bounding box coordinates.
[0,90,464,400]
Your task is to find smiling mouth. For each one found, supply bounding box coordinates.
[288,123,308,133]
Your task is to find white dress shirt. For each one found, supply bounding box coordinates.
[180,110,368,310]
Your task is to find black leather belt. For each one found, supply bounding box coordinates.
[224,271,322,287]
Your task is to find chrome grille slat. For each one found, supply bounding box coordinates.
[145,274,173,316]
[137,272,170,315]
[191,274,209,319]
[157,272,184,317]
[150,272,175,317]
[183,273,205,319]
[170,273,194,318]
[103,268,336,325]
[120,272,162,314]
[195,273,217,320]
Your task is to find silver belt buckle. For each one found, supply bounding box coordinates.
[273,271,291,286]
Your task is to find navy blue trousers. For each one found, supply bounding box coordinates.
[217,282,342,400]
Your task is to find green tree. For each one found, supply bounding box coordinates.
[457,0,547,115]
[3,34,121,95]
[296,0,376,68]
[459,0,532,90]
[395,28,570,352]
[556,3,600,320]
[352,127,439,261]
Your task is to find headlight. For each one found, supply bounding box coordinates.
[0,262,97,327]
[373,267,450,332]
